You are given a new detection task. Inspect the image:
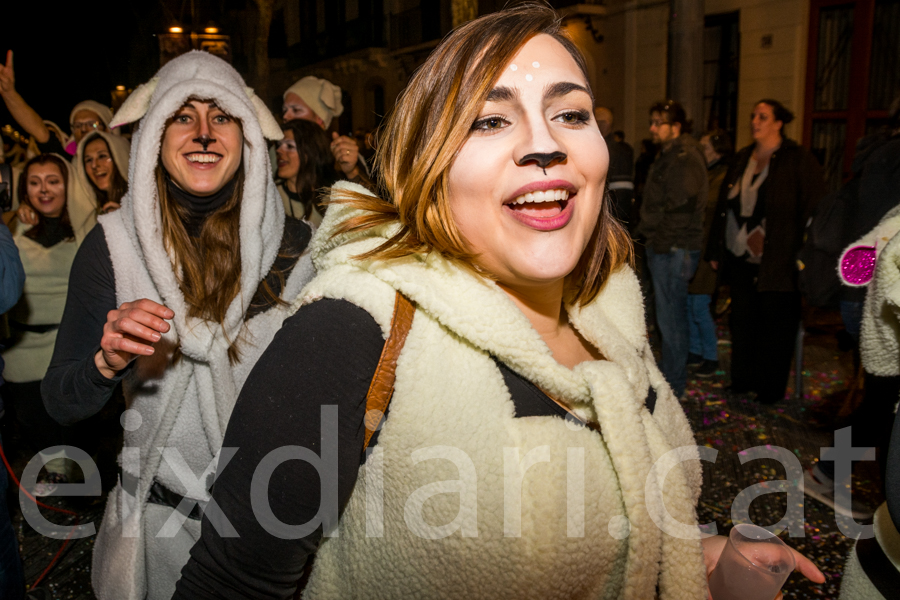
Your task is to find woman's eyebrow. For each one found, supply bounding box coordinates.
[486,86,518,103]
[544,81,592,101]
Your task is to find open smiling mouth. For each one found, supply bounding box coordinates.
[502,188,575,231]
[505,189,570,218]
[185,152,223,164]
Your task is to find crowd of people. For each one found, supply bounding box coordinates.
[0,2,898,598]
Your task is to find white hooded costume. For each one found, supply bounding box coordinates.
[68,131,131,243]
[89,51,314,600]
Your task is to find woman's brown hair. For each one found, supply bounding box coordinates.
[332,2,632,306]
[279,119,341,219]
[157,163,244,360]
[18,154,75,242]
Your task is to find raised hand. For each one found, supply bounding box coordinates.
[330,131,360,178]
[0,50,15,96]
[16,203,38,226]
[95,299,174,379]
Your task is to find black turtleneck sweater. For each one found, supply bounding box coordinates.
[41,176,311,426]
[30,215,74,248]
[166,172,238,237]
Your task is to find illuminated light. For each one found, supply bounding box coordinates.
[169,26,183,33]
[116,85,125,91]
[204,27,219,34]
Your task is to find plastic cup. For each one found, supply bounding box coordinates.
[708,524,796,600]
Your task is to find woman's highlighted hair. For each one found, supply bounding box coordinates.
[333,2,632,306]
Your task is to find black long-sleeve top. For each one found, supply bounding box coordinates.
[174,299,659,599]
[41,217,312,426]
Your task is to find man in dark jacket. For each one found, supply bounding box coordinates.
[637,100,708,397]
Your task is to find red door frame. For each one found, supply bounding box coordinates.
[803,0,888,180]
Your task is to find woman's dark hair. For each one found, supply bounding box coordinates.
[703,128,733,158]
[756,99,795,125]
[83,133,128,209]
[17,154,74,242]
[649,99,693,134]
[280,119,341,219]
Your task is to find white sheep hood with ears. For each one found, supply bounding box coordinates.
[108,50,285,362]
[298,182,708,600]
[90,53,313,600]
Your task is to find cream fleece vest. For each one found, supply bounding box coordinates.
[295,183,708,600]
[1,231,77,383]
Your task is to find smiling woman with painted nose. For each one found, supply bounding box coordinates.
[175,7,821,600]
[41,52,316,600]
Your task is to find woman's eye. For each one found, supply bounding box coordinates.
[175,115,191,124]
[213,115,231,124]
[472,116,508,131]
[557,110,589,125]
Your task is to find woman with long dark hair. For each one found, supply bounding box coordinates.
[275,118,341,225]
[41,52,315,600]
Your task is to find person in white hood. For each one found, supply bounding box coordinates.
[41,51,315,600]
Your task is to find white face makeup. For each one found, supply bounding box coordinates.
[26,162,67,218]
[84,137,114,191]
[161,100,243,197]
[275,129,301,182]
[447,34,608,293]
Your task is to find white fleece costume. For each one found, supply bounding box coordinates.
[837,206,900,599]
[89,52,314,600]
[839,205,900,378]
[294,182,708,599]
[68,131,131,243]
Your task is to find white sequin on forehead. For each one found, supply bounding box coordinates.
[532,62,540,68]
[510,64,518,71]
[525,74,533,82]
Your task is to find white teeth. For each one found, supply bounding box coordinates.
[510,189,570,205]
[186,154,221,164]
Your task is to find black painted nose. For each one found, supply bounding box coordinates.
[193,134,217,152]
[516,151,567,169]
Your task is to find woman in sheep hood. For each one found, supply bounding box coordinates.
[178,7,816,600]
[41,51,315,600]
[68,130,131,241]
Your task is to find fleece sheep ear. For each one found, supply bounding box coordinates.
[246,87,283,140]
[110,78,160,129]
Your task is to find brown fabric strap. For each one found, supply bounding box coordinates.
[363,291,416,450]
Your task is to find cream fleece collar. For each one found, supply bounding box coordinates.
[313,182,653,416]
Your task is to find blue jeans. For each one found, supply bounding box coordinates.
[840,300,864,343]
[646,248,700,397]
[0,434,24,599]
[688,294,718,361]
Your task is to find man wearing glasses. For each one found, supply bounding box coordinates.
[636,100,708,399]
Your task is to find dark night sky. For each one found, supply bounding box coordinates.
[2,2,170,133]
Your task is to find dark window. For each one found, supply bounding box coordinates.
[703,11,740,143]
[804,0,896,190]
